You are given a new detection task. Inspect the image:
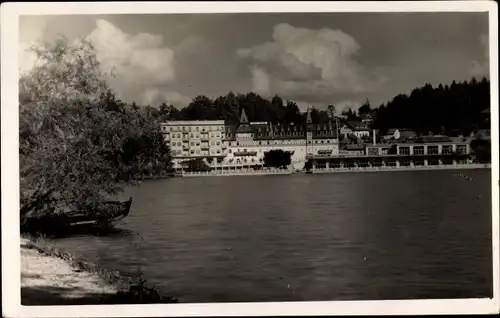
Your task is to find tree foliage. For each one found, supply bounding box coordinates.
[341,108,359,121]
[182,159,211,172]
[151,77,490,138]
[19,38,171,221]
[373,78,490,135]
[358,99,372,117]
[263,150,292,169]
[470,137,491,163]
[157,92,329,125]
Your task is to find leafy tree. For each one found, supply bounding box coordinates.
[470,137,491,163]
[327,104,336,120]
[358,99,371,117]
[182,158,211,172]
[19,37,171,224]
[284,100,302,124]
[263,149,292,169]
[182,95,216,120]
[341,108,359,121]
[304,159,313,171]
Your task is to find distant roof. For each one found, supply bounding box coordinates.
[399,130,417,138]
[416,136,452,143]
[306,108,312,124]
[355,123,371,131]
[345,120,361,129]
[236,109,253,133]
[385,128,415,135]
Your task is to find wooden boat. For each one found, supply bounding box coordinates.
[21,197,133,234]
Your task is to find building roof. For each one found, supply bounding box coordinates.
[346,120,361,129]
[416,135,452,143]
[361,113,373,121]
[399,130,417,138]
[354,123,371,131]
[306,108,312,124]
[236,109,253,133]
[385,128,415,136]
[226,120,339,141]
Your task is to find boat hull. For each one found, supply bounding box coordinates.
[21,198,133,235]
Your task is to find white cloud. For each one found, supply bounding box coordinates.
[140,88,192,107]
[19,19,191,107]
[249,65,270,95]
[237,23,385,103]
[470,33,489,77]
[19,41,41,75]
[335,100,362,113]
[87,19,175,88]
[19,17,51,75]
[174,35,211,57]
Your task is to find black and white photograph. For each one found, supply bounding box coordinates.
[2,1,499,317]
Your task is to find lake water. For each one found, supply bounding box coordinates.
[49,169,493,303]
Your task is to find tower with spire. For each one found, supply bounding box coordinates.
[236,108,253,142]
[306,107,313,155]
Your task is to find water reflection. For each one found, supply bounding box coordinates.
[48,170,492,302]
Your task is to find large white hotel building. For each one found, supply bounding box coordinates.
[160,109,339,170]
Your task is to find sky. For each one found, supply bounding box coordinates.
[19,12,489,112]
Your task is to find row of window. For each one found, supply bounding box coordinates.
[368,144,468,156]
[168,132,222,139]
[171,149,222,155]
[229,139,335,146]
[163,126,224,133]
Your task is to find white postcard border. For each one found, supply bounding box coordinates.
[2,1,498,317]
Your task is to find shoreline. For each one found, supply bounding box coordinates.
[181,169,293,177]
[20,236,178,305]
[307,163,491,175]
[170,163,490,178]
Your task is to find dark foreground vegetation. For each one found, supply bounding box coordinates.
[19,38,173,235]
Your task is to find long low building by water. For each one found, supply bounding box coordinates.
[307,139,478,172]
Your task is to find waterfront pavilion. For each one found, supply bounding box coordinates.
[307,140,473,170]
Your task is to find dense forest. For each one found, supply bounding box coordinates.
[144,77,490,136]
[373,77,490,135]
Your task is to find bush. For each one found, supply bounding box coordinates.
[263,149,292,169]
[182,159,211,172]
[470,137,491,163]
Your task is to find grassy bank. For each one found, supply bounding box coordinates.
[21,235,178,305]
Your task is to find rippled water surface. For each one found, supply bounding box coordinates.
[49,169,493,302]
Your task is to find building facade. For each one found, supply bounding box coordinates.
[161,109,340,170]
[339,120,371,139]
[307,138,473,170]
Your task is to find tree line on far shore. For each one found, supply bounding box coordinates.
[141,78,490,138]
